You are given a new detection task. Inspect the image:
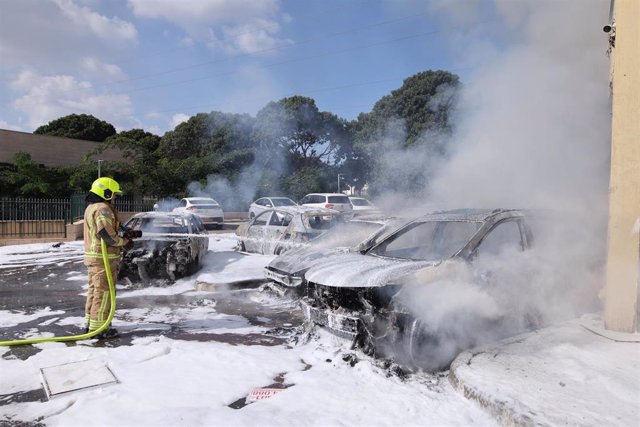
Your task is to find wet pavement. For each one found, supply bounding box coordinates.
[0,252,306,409]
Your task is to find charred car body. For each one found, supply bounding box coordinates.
[300,209,535,370]
[235,206,344,255]
[119,212,209,284]
[264,216,408,291]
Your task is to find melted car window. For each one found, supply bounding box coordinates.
[369,220,481,261]
[307,215,338,230]
[478,220,523,257]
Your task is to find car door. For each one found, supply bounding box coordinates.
[245,211,270,253]
[262,210,290,254]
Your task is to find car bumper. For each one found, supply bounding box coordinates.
[264,268,303,287]
[300,299,360,338]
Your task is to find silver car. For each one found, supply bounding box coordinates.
[236,206,344,255]
[299,193,354,218]
[249,197,298,219]
[172,197,224,229]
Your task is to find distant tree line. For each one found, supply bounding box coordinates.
[0,70,459,209]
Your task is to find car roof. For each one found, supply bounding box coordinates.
[131,211,196,219]
[414,208,524,222]
[257,196,294,200]
[305,193,349,197]
[258,206,340,215]
[183,197,216,201]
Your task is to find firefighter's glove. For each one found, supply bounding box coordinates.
[124,229,143,239]
[123,239,134,250]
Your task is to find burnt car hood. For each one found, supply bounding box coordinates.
[267,246,349,275]
[303,253,439,289]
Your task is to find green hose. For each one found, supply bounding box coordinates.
[0,239,117,346]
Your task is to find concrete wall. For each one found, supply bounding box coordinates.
[0,129,123,167]
[604,0,640,333]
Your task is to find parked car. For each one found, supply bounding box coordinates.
[119,212,209,285]
[299,193,354,217]
[172,197,224,229]
[348,197,378,215]
[264,216,408,291]
[235,206,344,255]
[249,197,298,219]
[300,209,536,370]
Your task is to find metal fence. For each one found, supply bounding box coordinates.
[0,195,158,239]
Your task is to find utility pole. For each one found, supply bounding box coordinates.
[337,173,344,193]
[97,159,103,178]
[604,0,640,333]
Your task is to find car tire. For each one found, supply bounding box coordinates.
[406,318,440,369]
[237,241,246,252]
[249,212,255,220]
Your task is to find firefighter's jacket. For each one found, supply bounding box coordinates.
[83,201,126,266]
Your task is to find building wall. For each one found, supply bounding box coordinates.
[604,0,640,332]
[0,129,124,167]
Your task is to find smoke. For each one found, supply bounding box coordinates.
[375,0,612,369]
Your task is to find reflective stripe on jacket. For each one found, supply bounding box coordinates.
[83,201,125,265]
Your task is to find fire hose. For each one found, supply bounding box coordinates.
[0,239,117,346]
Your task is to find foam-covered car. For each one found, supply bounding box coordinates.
[235,206,344,255]
[119,212,209,284]
[300,209,536,370]
[264,216,407,291]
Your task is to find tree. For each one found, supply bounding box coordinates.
[353,70,460,195]
[155,111,257,198]
[254,96,349,169]
[34,114,116,142]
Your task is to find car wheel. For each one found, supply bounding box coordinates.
[249,212,255,220]
[406,318,440,369]
[237,241,246,252]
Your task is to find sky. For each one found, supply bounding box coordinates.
[1,236,637,426]
[0,0,515,135]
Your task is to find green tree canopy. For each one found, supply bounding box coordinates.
[254,96,350,169]
[34,114,116,142]
[353,70,460,195]
[155,111,257,197]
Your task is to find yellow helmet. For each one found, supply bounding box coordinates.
[90,177,122,201]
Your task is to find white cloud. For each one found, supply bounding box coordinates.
[128,0,291,54]
[10,71,135,131]
[170,113,191,128]
[0,0,137,69]
[81,57,126,79]
[53,0,137,43]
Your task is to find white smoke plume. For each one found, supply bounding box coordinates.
[379,0,612,369]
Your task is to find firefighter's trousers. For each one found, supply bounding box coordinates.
[85,259,120,331]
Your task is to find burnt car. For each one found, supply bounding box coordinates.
[264,216,408,291]
[300,209,536,370]
[119,212,209,284]
[235,206,344,255]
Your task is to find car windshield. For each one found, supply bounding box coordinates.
[139,217,189,234]
[368,220,482,261]
[350,198,371,206]
[190,199,218,206]
[272,198,296,207]
[308,221,384,248]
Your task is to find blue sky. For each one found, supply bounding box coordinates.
[0,0,512,135]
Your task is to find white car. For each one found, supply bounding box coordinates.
[299,193,354,217]
[172,197,224,229]
[248,197,298,219]
[236,206,343,255]
[349,197,378,214]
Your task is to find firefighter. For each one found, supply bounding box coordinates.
[83,177,132,338]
